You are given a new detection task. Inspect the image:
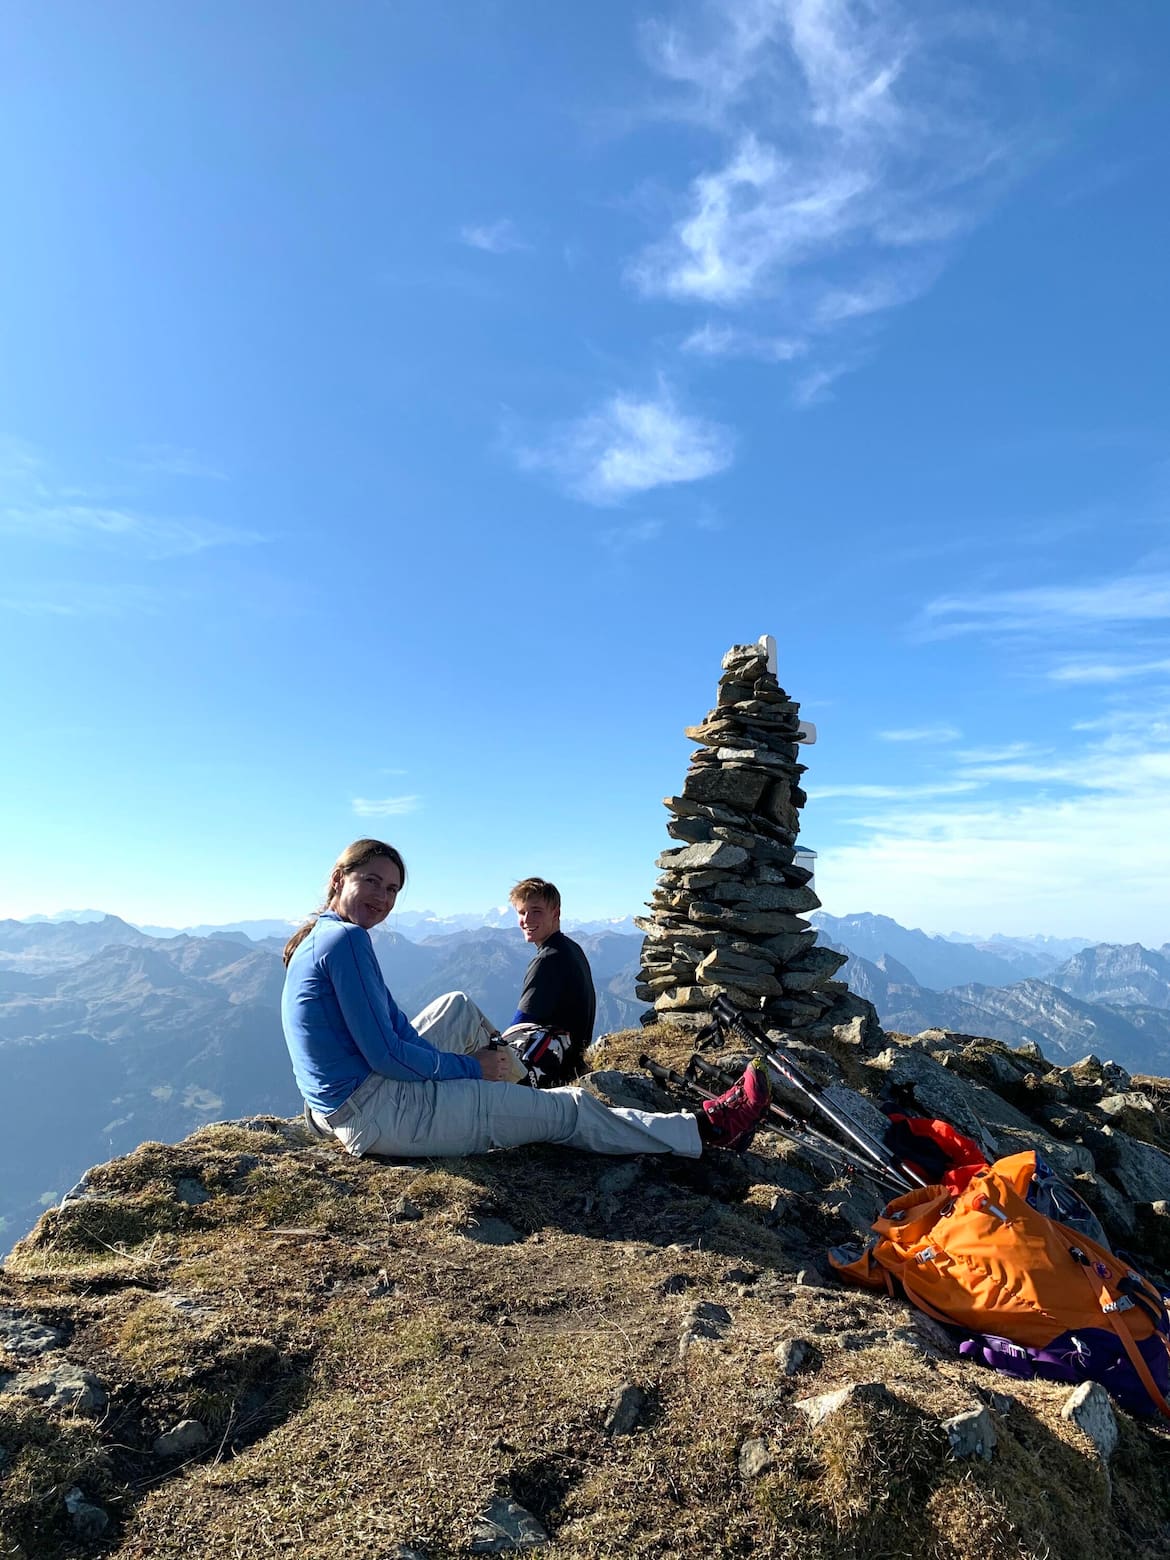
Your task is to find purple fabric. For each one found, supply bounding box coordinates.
[956,1325,1170,1417]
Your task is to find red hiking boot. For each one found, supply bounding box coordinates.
[698,1059,772,1150]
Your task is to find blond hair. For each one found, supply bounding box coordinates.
[508,877,560,913]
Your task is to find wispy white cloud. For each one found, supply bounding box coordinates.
[630,131,876,305]
[813,264,940,325]
[123,445,228,481]
[639,1,788,126]
[919,573,1170,640]
[877,725,961,743]
[0,436,257,558]
[790,360,857,405]
[818,784,1170,942]
[513,384,734,504]
[598,517,665,557]
[629,0,1036,387]
[1,503,259,557]
[954,742,1036,765]
[816,698,1170,940]
[0,582,169,617]
[955,758,1087,787]
[638,0,932,138]
[811,780,979,800]
[1071,702,1170,755]
[459,218,529,254]
[0,434,45,483]
[352,796,422,817]
[1049,657,1170,684]
[949,728,1170,791]
[681,321,806,360]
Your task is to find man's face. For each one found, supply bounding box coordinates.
[516,896,559,947]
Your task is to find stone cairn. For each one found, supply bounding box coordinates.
[635,636,847,1031]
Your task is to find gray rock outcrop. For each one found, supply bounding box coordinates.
[941,1405,997,1461]
[470,1495,549,1553]
[153,1418,210,1458]
[1061,1381,1119,1460]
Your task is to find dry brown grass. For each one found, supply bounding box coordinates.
[2,1043,1169,1558]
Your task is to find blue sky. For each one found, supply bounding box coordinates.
[2,0,1168,943]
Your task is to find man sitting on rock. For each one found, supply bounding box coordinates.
[504,877,596,1085]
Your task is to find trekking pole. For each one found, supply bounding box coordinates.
[640,1054,705,1098]
[684,1054,911,1196]
[710,995,928,1191]
[640,1054,804,1136]
[685,1053,803,1129]
[639,1055,812,1154]
[638,1055,910,1194]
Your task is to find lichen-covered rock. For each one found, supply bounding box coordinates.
[941,1405,997,1461]
[1100,1128,1170,1203]
[153,1419,210,1458]
[3,1365,107,1415]
[470,1496,549,1553]
[738,1436,775,1477]
[679,1299,732,1357]
[603,1383,645,1435]
[0,1308,64,1357]
[1061,1381,1118,1460]
[64,1487,110,1541]
[795,1379,896,1428]
[870,1046,1001,1154]
[774,1337,814,1375]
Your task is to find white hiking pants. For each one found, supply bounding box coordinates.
[314,989,702,1160]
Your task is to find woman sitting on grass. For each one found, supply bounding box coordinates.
[280,838,771,1161]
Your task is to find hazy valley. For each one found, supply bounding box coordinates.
[3,907,1169,1242]
[0,914,642,1239]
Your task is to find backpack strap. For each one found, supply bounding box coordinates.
[1072,1249,1170,1420]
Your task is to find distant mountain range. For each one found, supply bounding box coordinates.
[388,909,640,941]
[14,906,1105,957]
[0,927,295,1245]
[14,908,639,943]
[942,929,1096,961]
[813,912,1170,1075]
[0,914,156,967]
[5,906,1170,1247]
[809,912,1069,987]
[0,915,642,1242]
[0,918,645,1039]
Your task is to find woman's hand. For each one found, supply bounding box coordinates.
[475,1045,521,1083]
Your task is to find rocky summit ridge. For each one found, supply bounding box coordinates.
[3,999,1170,1559]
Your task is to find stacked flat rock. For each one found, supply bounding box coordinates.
[635,637,847,1030]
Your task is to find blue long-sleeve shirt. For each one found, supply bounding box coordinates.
[281,910,481,1114]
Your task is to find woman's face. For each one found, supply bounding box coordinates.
[330,856,402,930]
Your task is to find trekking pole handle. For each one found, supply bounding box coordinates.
[711,994,817,1090]
[639,1054,714,1099]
